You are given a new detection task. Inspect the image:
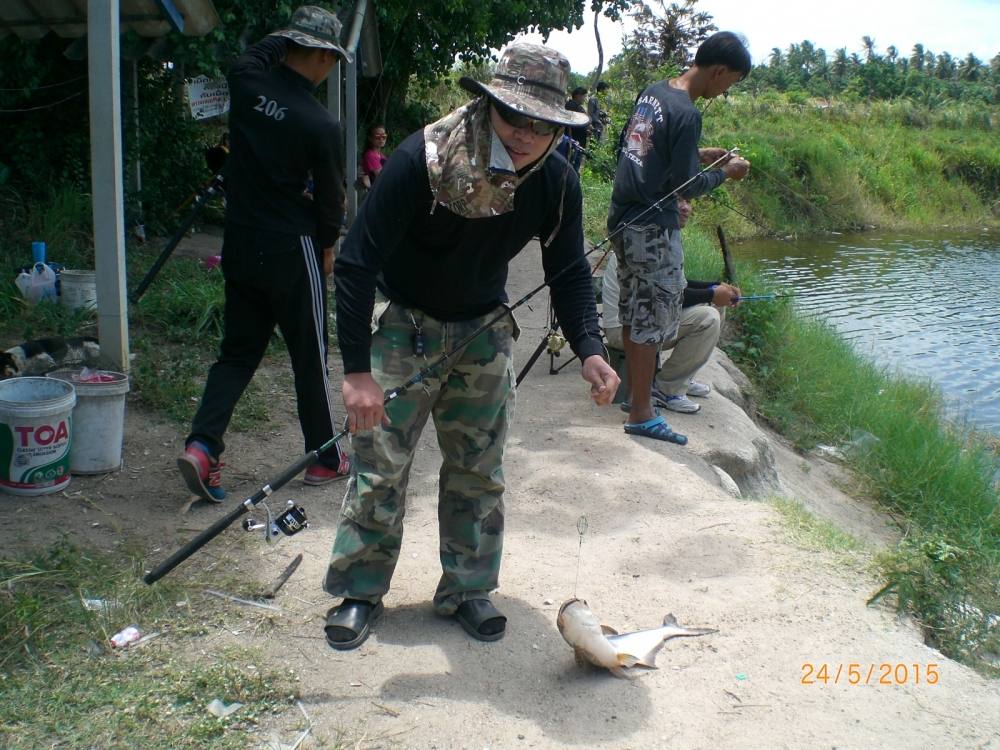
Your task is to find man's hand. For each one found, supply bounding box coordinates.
[712,283,742,307]
[323,246,334,276]
[699,147,730,165]
[581,354,620,407]
[343,372,389,433]
[722,156,750,181]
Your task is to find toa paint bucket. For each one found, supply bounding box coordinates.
[60,269,98,311]
[47,369,129,474]
[0,377,75,496]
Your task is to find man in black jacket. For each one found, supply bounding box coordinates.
[178,6,352,502]
[322,43,620,650]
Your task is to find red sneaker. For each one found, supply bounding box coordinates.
[177,441,226,502]
[303,453,351,486]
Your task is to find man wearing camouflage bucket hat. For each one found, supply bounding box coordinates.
[179,6,354,503]
[322,42,619,649]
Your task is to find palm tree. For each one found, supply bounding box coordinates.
[958,53,982,81]
[861,35,877,62]
[832,47,849,79]
[910,43,924,72]
[936,51,955,80]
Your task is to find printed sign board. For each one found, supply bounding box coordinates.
[186,76,230,120]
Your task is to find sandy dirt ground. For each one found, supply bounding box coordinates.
[3,239,999,749]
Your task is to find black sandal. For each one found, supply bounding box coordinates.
[324,599,383,651]
[454,599,507,642]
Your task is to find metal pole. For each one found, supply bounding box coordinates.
[88,0,130,371]
[132,58,145,241]
[346,55,358,223]
[326,61,341,121]
[342,0,367,226]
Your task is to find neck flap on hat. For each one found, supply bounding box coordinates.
[424,97,558,219]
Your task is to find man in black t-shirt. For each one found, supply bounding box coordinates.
[607,31,751,445]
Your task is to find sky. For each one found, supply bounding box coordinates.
[514,0,1000,75]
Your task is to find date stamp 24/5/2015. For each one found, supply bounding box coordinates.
[801,663,940,686]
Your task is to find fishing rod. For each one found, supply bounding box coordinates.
[144,151,740,585]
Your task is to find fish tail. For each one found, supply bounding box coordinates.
[663,613,717,637]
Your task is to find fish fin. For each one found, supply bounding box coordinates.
[616,652,640,668]
[635,650,662,669]
[662,613,679,627]
[609,666,636,680]
[600,625,619,636]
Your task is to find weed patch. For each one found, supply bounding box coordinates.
[0,541,296,749]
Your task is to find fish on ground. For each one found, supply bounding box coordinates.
[556,598,716,679]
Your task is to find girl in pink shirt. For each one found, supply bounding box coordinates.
[359,124,388,189]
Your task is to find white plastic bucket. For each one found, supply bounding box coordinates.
[60,269,98,311]
[47,370,129,475]
[0,377,76,496]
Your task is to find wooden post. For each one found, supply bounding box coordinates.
[88,0,130,372]
[716,225,736,284]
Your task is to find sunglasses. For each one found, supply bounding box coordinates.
[492,101,562,136]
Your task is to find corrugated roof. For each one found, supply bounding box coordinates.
[0,0,219,40]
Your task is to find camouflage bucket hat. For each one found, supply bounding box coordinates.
[272,5,352,62]
[459,43,590,128]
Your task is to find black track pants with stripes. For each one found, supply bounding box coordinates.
[187,234,346,468]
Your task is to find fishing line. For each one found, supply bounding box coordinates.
[574,515,589,597]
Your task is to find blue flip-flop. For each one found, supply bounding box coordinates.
[624,414,688,445]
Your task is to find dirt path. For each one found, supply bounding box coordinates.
[4,241,998,749]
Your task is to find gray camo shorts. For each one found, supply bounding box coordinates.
[612,223,686,346]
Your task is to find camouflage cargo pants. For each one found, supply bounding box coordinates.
[324,295,516,615]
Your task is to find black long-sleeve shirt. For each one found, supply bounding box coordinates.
[607,81,725,232]
[334,130,604,374]
[224,35,345,248]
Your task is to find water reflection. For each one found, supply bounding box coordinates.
[735,229,1000,435]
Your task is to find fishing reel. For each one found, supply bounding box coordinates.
[546,332,567,355]
[242,499,309,545]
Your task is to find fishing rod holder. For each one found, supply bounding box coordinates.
[241,499,309,545]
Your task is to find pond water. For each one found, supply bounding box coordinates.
[733,228,1000,436]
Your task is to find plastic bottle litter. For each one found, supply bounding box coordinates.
[109,625,142,648]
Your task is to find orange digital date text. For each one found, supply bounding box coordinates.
[800,662,939,685]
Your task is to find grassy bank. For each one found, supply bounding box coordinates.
[580,97,999,673]
[720,267,999,672]
[585,95,999,238]
[590,206,1000,673]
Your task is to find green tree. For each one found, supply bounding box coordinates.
[958,53,983,82]
[861,35,877,62]
[936,51,956,80]
[624,0,717,72]
[910,43,924,72]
